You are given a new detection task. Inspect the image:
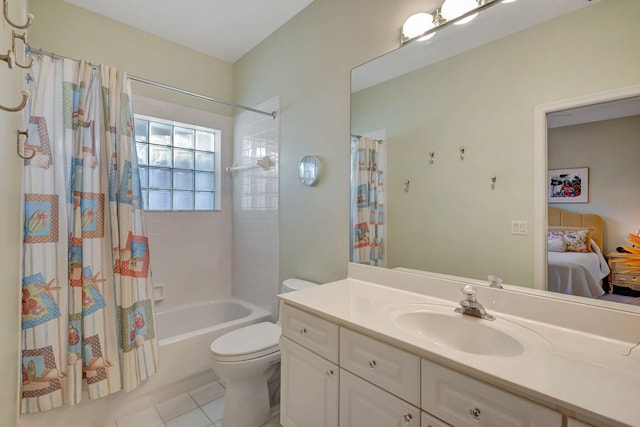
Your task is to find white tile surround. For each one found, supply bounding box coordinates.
[132,95,235,313]
[232,97,281,315]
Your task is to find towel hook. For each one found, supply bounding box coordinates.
[0,49,15,69]
[11,31,33,69]
[490,174,497,190]
[0,90,29,112]
[459,146,465,160]
[429,151,435,164]
[3,0,34,29]
[17,130,35,160]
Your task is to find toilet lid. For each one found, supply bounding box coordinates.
[210,322,281,362]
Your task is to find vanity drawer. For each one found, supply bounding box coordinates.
[340,369,420,427]
[340,327,420,406]
[422,412,452,427]
[281,304,339,363]
[421,359,561,427]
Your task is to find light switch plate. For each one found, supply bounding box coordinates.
[511,220,528,235]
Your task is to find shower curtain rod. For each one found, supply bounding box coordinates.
[27,47,277,119]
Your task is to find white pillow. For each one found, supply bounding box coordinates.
[548,235,566,252]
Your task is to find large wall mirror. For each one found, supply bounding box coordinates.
[350,0,640,312]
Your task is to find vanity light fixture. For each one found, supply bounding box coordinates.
[442,0,481,25]
[400,0,514,45]
[401,12,436,41]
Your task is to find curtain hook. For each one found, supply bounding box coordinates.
[17,129,35,160]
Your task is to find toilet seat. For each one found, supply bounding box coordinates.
[210,322,281,362]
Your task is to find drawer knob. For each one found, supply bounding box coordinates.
[403,413,413,424]
[369,360,377,368]
[300,328,307,335]
[469,407,481,421]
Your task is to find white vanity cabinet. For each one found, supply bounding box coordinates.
[280,305,340,427]
[281,303,567,427]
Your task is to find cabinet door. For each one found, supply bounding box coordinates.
[280,337,338,427]
[340,369,420,427]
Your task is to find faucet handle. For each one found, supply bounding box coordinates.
[488,275,503,289]
[461,285,476,301]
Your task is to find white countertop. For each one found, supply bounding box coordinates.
[279,271,640,427]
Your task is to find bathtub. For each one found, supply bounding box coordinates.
[148,298,272,393]
[18,298,274,427]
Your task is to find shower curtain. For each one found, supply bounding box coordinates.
[20,54,158,413]
[350,135,386,266]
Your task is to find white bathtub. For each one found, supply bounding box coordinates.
[149,298,272,392]
[18,298,274,427]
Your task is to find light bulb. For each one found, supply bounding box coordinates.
[402,12,435,39]
[441,0,479,25]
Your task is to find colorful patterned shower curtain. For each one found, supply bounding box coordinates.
[20,54,158,413]
[350,135,386,266]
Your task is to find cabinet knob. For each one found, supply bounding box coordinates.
[369,360,377,368]
[469,407,481,421]
[300,327,307,335]
[326,369,334,377]
[403,413,413,424]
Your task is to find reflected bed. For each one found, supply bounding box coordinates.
[547,207,610,298]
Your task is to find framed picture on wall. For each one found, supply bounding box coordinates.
[548,167,589,203]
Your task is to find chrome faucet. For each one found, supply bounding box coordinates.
[454,285,496,321]
[488,275,503,289]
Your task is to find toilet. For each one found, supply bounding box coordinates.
[210,278,318,427]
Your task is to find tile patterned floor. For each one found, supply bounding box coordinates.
[113,381,281,427]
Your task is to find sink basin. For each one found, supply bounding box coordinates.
[388,305,548,357]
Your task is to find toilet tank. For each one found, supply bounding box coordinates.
[277,278,318,324]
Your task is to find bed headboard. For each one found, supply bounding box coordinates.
[548,206,604,251]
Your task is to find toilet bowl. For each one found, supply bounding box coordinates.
[210,278,318,427]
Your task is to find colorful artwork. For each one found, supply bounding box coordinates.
[356,184,369,208]
[24,116,53,169]
[114,231,150,278]
[68,158,84,203]
[24,194,59,244]
[22,346,63,398]
[22,273,61,330]
[69,237,83,287]
[82,335,111,384]
[80,267,107,316]
[119,300,155,352]
[79,193,105,238]
[354,222,370,249]
[548,168,589,203]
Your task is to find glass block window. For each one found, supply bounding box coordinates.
[134,115,220,211]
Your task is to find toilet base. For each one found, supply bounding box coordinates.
[214,359,280,427]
